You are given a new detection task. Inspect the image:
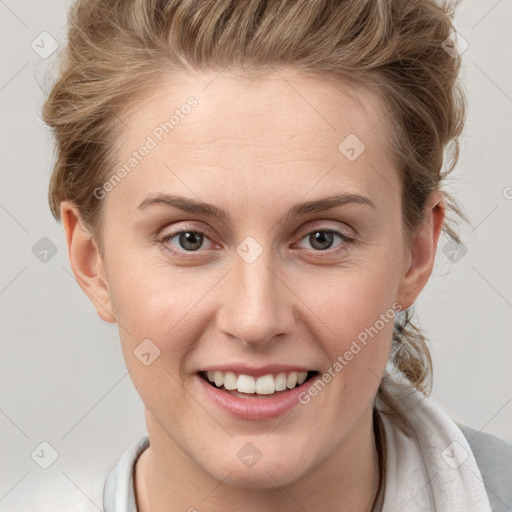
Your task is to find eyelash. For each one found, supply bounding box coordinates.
[297,228,355,259]
[156,224,355,260]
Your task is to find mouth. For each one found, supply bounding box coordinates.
[198,370,320,398]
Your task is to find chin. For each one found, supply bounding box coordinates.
[199,448,312,490]
[219,465,303,490]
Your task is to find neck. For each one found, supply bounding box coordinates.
[135,405,381,512]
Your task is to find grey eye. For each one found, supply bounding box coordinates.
[173,231,205,251]
[308,231,336,250]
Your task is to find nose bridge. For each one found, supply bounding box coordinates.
[217,239,293,346]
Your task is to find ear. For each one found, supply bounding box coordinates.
[396,191,446,310]
[60,201,116,323]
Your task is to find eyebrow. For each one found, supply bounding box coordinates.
[137,192,375,221]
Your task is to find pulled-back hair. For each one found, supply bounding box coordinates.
[42,0,467,402]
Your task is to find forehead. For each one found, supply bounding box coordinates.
[108,69,399,214]
[121,69,390,149]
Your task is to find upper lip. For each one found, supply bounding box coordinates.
[199,364,315,378]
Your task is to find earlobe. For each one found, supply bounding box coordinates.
[396,192,446,310]
[60,201,116,323]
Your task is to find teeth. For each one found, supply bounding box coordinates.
[204,370,310,395]
[223,371,237,390]
[286,372,298,389]
[255,374,275,395]
[214,371,224,387]
[237,374,255,393]
[297,372,308,385]
[275,373,287,391]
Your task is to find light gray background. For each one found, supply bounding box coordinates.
[1,1,511,510]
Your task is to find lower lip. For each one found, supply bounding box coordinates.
[196,373,319,421]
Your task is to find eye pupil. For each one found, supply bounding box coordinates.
[179,232,203,251]
[310,231,334,250]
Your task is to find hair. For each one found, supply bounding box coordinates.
[43,0,467,404]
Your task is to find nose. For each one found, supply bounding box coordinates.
[215,247,295,349]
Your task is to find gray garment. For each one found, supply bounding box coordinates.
[103,425,512,511]
[456,423,512,512]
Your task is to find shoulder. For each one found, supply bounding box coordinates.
[457,422,512,512]
[103,434,150,512]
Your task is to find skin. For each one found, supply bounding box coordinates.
[61,69,445,511]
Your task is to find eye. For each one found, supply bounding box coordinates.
[157,226,219,257]
[168,231,206,251]
[295,228,354,255]
[156,225,355,260]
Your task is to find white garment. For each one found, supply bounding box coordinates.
[374,376,493,511]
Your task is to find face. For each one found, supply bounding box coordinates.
[72,69,428,490]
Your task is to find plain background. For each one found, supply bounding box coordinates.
[1,0,511,510]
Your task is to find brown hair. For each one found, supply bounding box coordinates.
[42,0,467,401]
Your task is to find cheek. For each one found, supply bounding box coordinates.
[301,254,402,343]
[291,250,402,398]
[109,264,208,422]
[106,253,221,374]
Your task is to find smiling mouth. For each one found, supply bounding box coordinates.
[199,370,319,397]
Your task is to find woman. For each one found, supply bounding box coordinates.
[42,0,512,510]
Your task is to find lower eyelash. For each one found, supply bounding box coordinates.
[157,231,212,259]
[299,229,355,256]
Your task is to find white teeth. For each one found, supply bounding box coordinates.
[223,371,237,390]
[297,371,308,385]
[286,372,298,389]
[255,374,275,395]
[237,374,255,393]
[204,370,311,395]
[275,373,287,391]
[214,371,224,387]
